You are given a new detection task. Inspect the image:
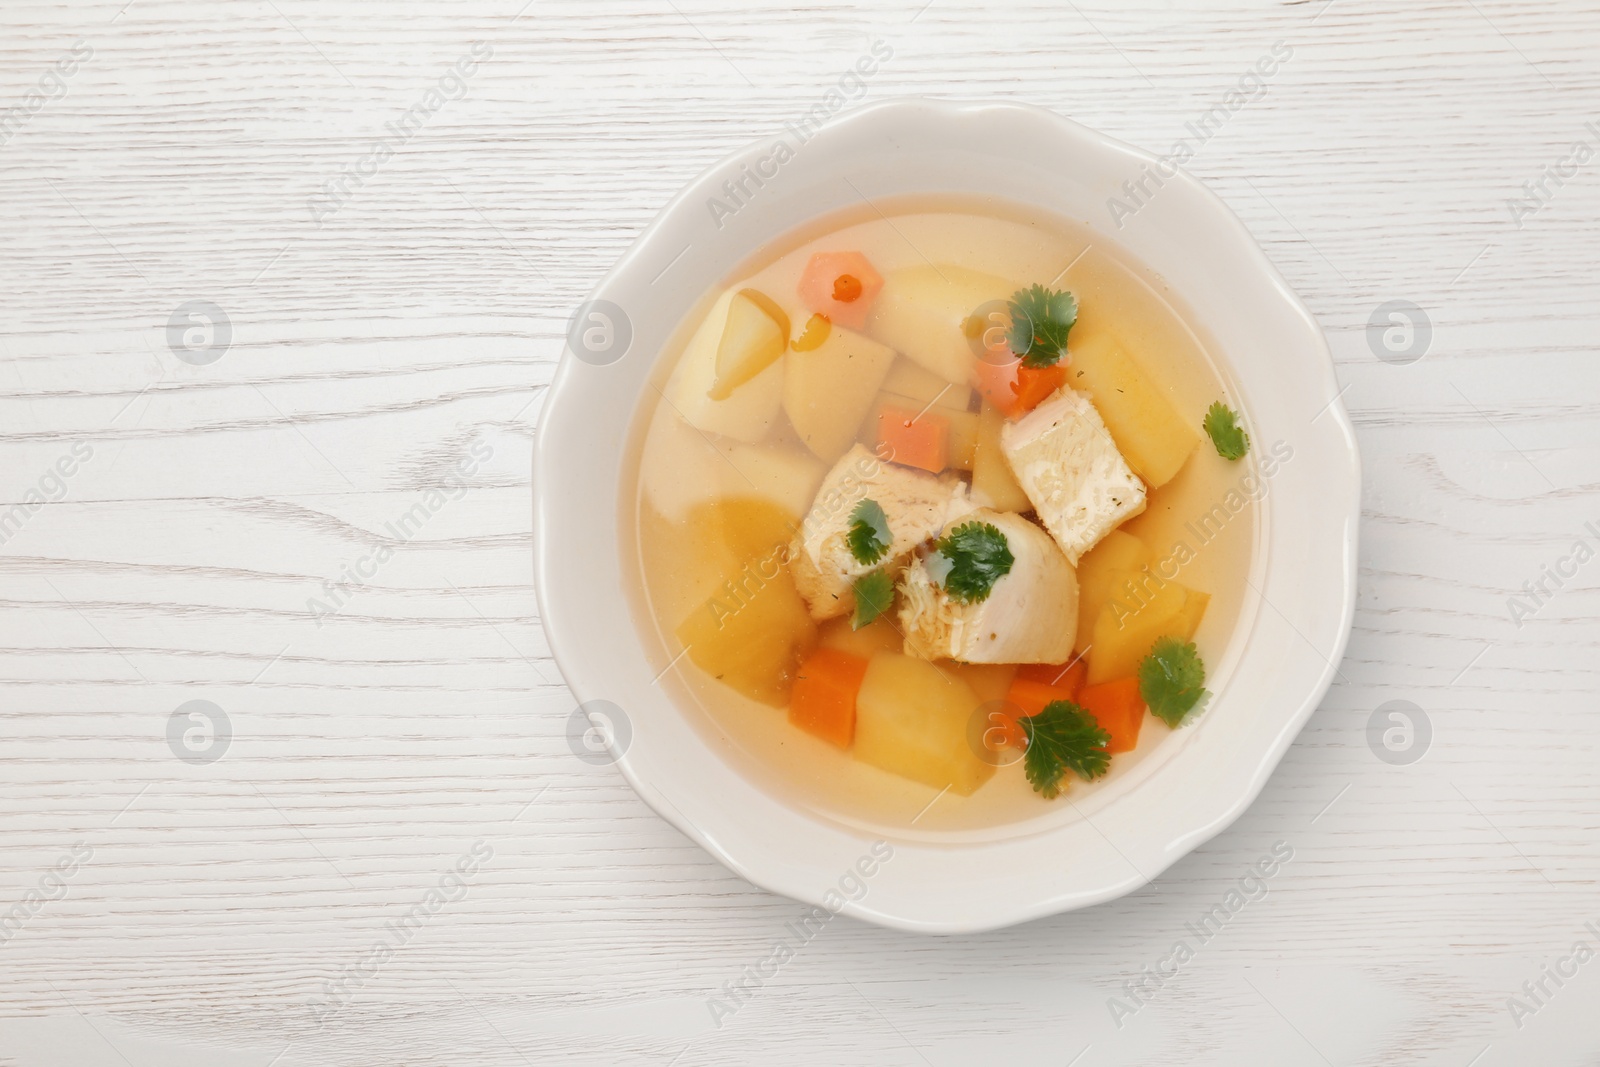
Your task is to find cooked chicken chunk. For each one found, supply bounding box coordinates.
[898,508,1078,664]
[789,444,967,620]
[1000,387,1146,565]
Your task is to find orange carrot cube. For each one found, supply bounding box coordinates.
[874,402,949,473]
[1015,658,1087,698]
[973,356,1067,417]
[789,647,870,748]
[1077,676,1146,754]
[798,251,883,330]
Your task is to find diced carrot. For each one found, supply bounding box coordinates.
[1012,363,1068,413]
[789,647,869,748]
[798,251,883,329]
[1077,676,1145,754]
[972,354,1068,417]
[1015,658,1086,698]
[972,352,1024,416]
[1004,677,1079,719]
[874,402,949,473]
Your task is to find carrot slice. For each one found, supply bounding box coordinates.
[798,251,883,329]
[999,668,1099,758]
[973,355,1067,417]
[874,402,949,473]
[972,353,1023,416]
[1077,676,1145,754]
[789,647,869,748]
[1012,363,1068,414]
[1015,658,1086,698]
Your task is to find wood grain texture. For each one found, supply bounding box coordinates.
[2,0,1598,1064]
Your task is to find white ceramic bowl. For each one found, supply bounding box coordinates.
[534,98,1359,933]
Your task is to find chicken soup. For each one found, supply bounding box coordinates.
[627,198,1269,832]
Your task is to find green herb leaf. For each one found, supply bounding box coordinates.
[1021,700,1111,798]
[1203,401,1249,461]
[852,570,895,630]
[846,499,891,565]
[1007,284,1079,369]
[933,521,1014,604]
[1138,637,1209,727]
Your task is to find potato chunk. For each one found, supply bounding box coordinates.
[783,323,896,463]
[710,289,790,401]
[881,358,973,413]
[640,404,824,524]
[1069,332,1200,488]
[818,614,904,659]
[970,400,1030,512]
[675,548,817,707]
[867,265,1017,385]
[1073,529,1151,653]
[944,661,1017,707]
[854,651,995,796]
[644,496,800,630]
[1087,569,1208,683]
[667,288,786,442]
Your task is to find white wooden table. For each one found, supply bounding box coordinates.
[3,1,1597,1063]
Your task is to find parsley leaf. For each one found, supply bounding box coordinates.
[1006,284,1079,369]
[932,521,1014,604]
[852,569,894,630]
[846,499,891,565]
[1021,701,1111,798]
[1138,637,1209,727]
[1203,402,1249,461]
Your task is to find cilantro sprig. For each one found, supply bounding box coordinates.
[846,499,891,565]
[1203,402,1250,461]
[852,570,894,630]
[1138,637,1209,727]
[1021,701,1111,799]
[1007,284,1079,369]
[931,521,1013,604]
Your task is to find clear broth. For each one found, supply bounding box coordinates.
[624,196,1258,838]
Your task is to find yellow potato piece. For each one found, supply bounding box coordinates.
[639,404,825,524]
[971,401,1030,512]
[1173,588,1211,644]
[698,496,800,560]
[672,498,816,707]
[667,289,785,443]
[818,614,904,659]
[1074,530,1152,654]
[854,652,996,796]
[710,289,789,401]
[943,661,1017,707]
[882,358,973,413]
[783,324,896,463]
[944,408,979,472]
[642,497,795,624]
[1069,332,1200,488]
[867,265,1017,385]
[1087,568,1208,683]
